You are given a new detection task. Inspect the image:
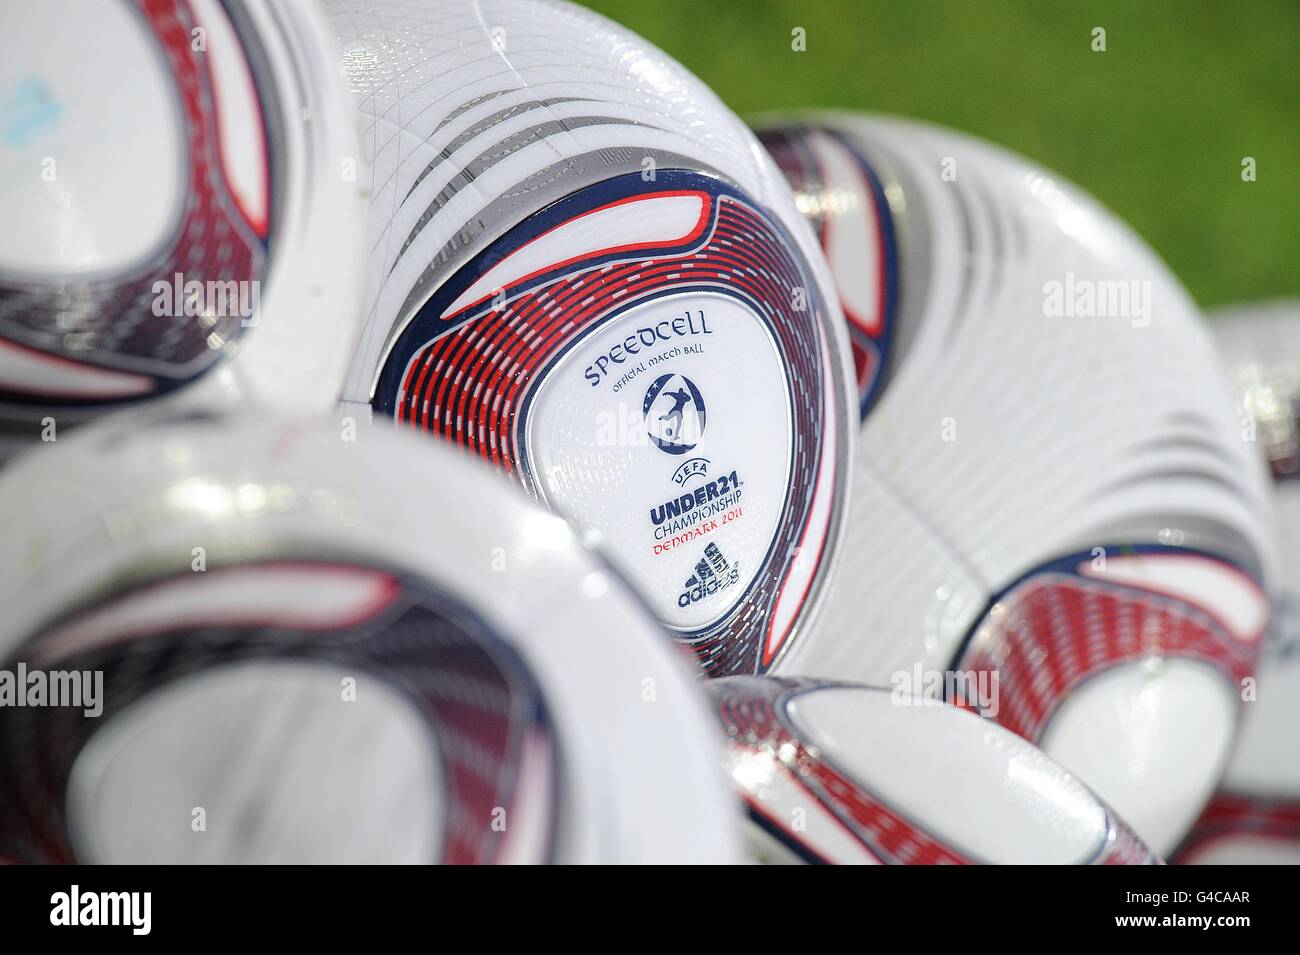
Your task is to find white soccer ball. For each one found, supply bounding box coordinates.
[0,0,367,453]
[323,0,856,676]
[0,411,741,863]
[755,114,1277,855]
[1179,299,1300,864]
[712,677,1158,864]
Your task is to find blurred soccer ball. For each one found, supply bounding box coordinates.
[713,677,1158,864]
[0,0,367,452]
[1178,299,1300,864]
[755,114,1276,854]
[0,412,740,863]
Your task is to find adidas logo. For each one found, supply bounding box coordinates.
[677,544,741,608]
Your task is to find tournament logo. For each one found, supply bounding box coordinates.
[644,373,706,455]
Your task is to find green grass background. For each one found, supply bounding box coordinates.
[582,0,1299,309]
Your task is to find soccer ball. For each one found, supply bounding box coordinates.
[0,411,741,863]
[0,0,367,454]
[1177,299,1300,864]
[755,114,1276,854]
[323,0,856,676]
[712,677,1158,864]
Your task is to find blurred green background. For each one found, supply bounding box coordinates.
[583,0,1299,309]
